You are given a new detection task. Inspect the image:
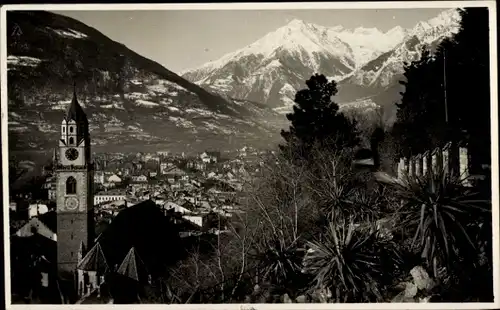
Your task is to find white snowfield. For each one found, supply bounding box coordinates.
[135,99,159,107]
[47,27,88,39]
[101,103,125,110]
[7,55,42,69]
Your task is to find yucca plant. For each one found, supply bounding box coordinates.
[392,168,490,277]
[306,170,383,224]
[257,235,306,293]
[302,220,401,302]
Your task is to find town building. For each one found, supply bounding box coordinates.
[187,160,207,171]
[94,189,127,206]
[200,151,220,164]
[157,150,170,157]
[28,203,49,219]
[131,174,148,183]
[107,174,122,184]
[15,211,57,241]
[94,171,105,185]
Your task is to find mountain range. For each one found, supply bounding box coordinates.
[6,11,287,154]
[6,9,461,155]
[181,9,461,122]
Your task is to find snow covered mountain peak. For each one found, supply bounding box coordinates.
[340,7,461,103]
[181,9,462,115]
[387,25,403,33]
[353,27,383,35]
[386,25,406,37]
[331,25,344,32]
[285,18,312,29]
[429,8,462,27]
[182,18,354,79]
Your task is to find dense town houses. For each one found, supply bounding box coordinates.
[8,100,261,303]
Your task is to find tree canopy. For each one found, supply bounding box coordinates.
[392,8,491,170]
[280,74,359,158]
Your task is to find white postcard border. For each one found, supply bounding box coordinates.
[1,1,498,309]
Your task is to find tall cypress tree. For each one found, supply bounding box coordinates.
[392,7,491,169]
[448,8,491,170]
[280,74,359,158]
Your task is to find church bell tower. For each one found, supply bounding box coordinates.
[55,83,94,280]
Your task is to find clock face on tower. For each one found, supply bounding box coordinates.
[65,197,79,210]
[65,148,79,161]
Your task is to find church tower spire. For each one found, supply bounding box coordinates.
[65,81,88,125]
[55,82,95,292]
[60,83,90,158]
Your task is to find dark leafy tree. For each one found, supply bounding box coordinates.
[444,7,491,172]
[392,48,445,157]
[392,8,490,171]
[280,74,360,159]
[370,126,385,170]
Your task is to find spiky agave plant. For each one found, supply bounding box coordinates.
[302,220,401,302]
[257,235,306,293]
[392,168,490,277]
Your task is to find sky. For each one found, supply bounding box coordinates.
[55,8,449,74]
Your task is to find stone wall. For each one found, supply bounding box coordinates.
[397,141,471,186]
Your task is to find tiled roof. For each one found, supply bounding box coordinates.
[38,211,57,234]
[181,201,196,211]
[96,189,127,196]
[117,247,149,282]
[77,242,110,273]
[10,233,57,264]
[15,216,56,241]
[97,200,183,276]
[204,151,221,157]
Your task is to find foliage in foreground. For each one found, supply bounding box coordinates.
[302,219,402,302]
[156,142,492,304]
[393,170,491,277]
[392,7,490,161]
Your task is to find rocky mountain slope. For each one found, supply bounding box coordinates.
[182,19,359,112]
[6,11,287,154]
[337,9,461,110]
[182,9,461,121]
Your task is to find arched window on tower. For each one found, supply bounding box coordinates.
[62,127,66,133]
[66,176,77,195]
[69,137,74,145]
[70,126,74,133]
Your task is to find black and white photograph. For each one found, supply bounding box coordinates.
[1,1,498,306]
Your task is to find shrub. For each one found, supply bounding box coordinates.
[302,219,402,302]
[391,169,491,283]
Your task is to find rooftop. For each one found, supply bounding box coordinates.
[96,189,127,196]
[77,242,110,273]
[117,247,149,283]
[64,82,88,125]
